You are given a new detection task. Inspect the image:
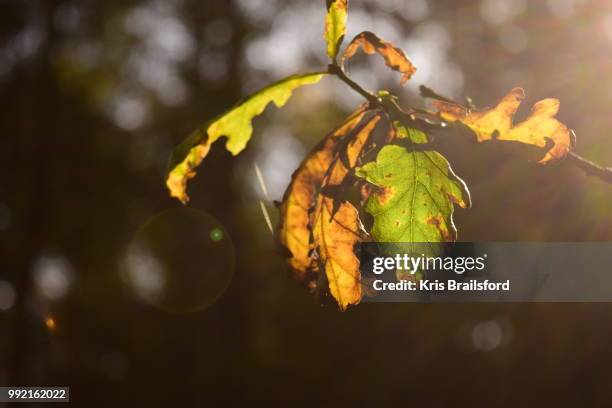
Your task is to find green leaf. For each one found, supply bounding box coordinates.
[166,72,325,203]
[355,124,471,246]
[324,0,348,60]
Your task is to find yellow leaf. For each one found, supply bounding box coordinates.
[312,198,362,310]
[166,72,325,203]
[341,31,416,85]
[311,114,381,310]
[324,0,349,60]
[434,88,571,163]
[277,107,367,284]
[505,99,570,163]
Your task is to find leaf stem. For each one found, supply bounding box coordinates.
[418,85,457,105]
[328,63,380,106]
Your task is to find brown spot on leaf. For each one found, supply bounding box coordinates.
[447,193,461,205]
[377,186,395,205]
[426,214,454,242]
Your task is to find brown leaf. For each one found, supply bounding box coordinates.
[341,31,416,85]
[434,88,571,163]
[311,114,382,310]
[277,107,367,284]
[312,197,363,310]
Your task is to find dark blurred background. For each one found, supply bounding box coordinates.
[1,0,612,406]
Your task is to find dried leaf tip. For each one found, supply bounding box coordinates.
[341,31,416,85]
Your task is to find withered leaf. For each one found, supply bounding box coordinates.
[341,31,416,85]
[277,107,368,285]
[312,198,362,310]
[434,88,571,163]
[311,114,382,310]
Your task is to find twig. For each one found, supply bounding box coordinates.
[565,152,612,183]
[328,63,380,106]
[419,85,457,105]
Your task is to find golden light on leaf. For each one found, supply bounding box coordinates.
[166,72,325,203]
[312,198,362,310]
[277,107,367,284]
[434,88,572,163]
[310,114,381,310]
[341,31,416,85]
[324,0,349,60]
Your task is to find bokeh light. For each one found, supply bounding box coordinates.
[0,281,16,311]
[32,255,75,301]
[44,316,56,331]
[209,228,224,242]
[121,208,235,313]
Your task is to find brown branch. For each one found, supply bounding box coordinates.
[419,85,457,105]
[565,152,612,183]
[328,63,380,106]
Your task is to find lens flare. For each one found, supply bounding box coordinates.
[122,208,235,313]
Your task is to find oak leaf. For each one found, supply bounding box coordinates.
[434,88,571,163]
[311,114,382,309]
[324,0,349,60]
[166,72,325,203]
[341,31,416,85]
[355,123,470,247]
[277,107,367,284]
